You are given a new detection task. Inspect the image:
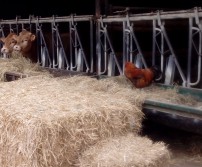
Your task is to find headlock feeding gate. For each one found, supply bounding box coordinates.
[0,7,202,134]
[0,7,202,89]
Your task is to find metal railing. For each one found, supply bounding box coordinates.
[0,8,202,88]
[0,15,94,73]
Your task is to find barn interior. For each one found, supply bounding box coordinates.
[0,0,202,167]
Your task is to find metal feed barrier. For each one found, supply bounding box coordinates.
[0,7,202,135]
[0,15,93,73]
[0,8,202,88]
[96,7,202,88]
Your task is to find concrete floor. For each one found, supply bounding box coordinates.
[141,119,202,167]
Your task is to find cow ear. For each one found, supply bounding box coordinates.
[30,34,36,41]
[13,35,18,40]
[0,37,5,43]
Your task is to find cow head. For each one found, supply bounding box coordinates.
[13,29,36,55]
[0,32,18,58]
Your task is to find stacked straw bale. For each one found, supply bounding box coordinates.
[0,75,144,167]
[0,56,200,166]
[78,133,170,167]
[0,55,52,81]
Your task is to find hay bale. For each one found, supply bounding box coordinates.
[0,55,51,81]
[78,133,171,167]
[104,76,200,107]
[0,73,200,167]
[0,75,144,167]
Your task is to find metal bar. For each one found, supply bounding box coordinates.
[0,8,201,25]
[96,21,102,75]
[122,21,127,70]
[100,8,202,23]
[152,19,156,65]
[69,21,73,70]
[143,99,202,118]
[97,26,108,75]
[129,24,148,68]
[74,27,90,72]
[156,12,187,86]
[0,15,93,25]
[90,20,94,73]
[187,18,193,87]
[55,26,69,69]
[187,8,202,87]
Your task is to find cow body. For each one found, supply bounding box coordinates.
[0,32,18,58]
[13,30,37,63]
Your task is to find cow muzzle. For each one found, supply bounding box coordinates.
[13,45,21,52]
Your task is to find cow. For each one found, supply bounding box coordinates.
[13,29,37,63]
[0,32,18,58]
[12,29,70,65]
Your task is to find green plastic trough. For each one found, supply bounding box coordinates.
[142,84,202,135]
[87,75,202,135]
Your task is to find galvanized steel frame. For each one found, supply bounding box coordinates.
[0,8,202,87]
[0,15,94,73]
[96,7,202,88]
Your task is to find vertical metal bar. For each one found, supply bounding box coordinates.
[187,17,193,87]
[9,24,13,33]
[74,28,78,69]
[90,20,94,73]
[55,26,69,69]
[125,14,147,68]
[129,23,133,62]
[29,15,32,32]
[157,12,186,86]
[105,30,122,74]
[129,26,147,68]
[96,21,101,75]
[103,27,107,73]
[69,21,73,70]
[16,16,19,34]
[124,23,129,61]
[188,8,202,86]
[161,25,164,73]
[74,27,90,72]
[152,19,156,66]
[122,21,127,70]
[51,22,56,68]
[161,25,187,85]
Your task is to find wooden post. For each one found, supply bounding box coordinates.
[95,0,101,18]
[95,0,109,16]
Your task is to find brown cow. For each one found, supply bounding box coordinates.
[13,29,37,63]
[13,29,70,65]
[0,32,18,58]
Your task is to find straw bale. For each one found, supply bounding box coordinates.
[0,69,200,167]
[0,75,144,167]
[0,54,52,81]
[103,76,200,108]
[77,133,171,167]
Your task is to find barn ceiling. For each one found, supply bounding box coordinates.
[0,0,201,19]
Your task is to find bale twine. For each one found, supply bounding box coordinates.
[77,133,171,167]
